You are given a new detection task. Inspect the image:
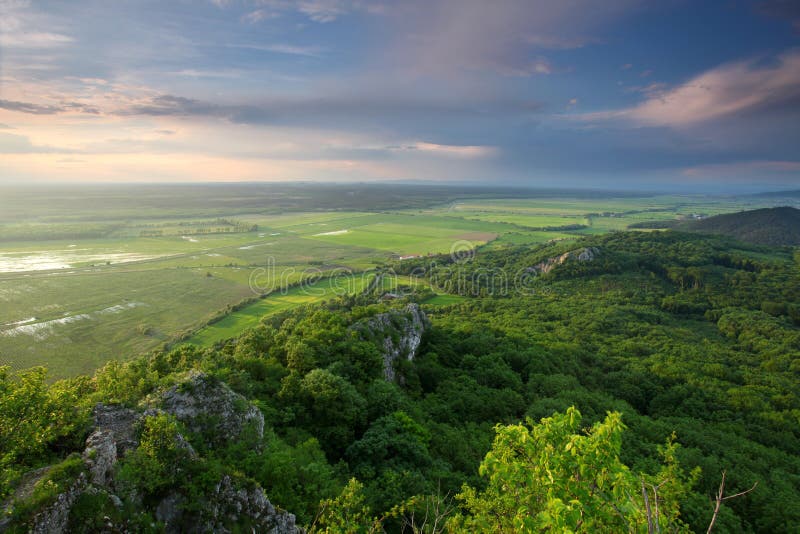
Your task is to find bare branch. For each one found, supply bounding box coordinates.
[720,482,758,502]
[707,471,758,534]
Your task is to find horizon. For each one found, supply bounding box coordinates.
[1,1,800,190]
[0,180,799,196]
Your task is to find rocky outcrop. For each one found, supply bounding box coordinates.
[209,475,300,533]
[24,404,137,533]
[528,246,600,274]
[160,372,265,447]
[352,303,429,381]
[83,430,117,487]
[155,476,301,534]
[30,473,87,534]
[8,375,301,533]
[92,403,140,456]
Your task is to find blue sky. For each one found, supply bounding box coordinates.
[1,0,799,191]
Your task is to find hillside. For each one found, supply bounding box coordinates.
[2,231,800,532]
[682,207,800,246]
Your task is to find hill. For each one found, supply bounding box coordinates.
[682,206,800,246]
[3,231,800,532]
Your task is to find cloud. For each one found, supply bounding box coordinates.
[0,2,74,49]
[120,95,220,117]
[0,31,73,48]
[297,0,350,22]
[381,0,639,78]
[0,99,99,115]
[246,0,361,23]
[583,50,800,127]
[229,43,324,57]
[386,141,496,158]
[112,91,541,129]
[171,69,243,78]
[242,9,279,23]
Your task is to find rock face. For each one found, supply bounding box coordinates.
[17,379,295,533]
[92,403,140,456]
[160,372,265,446]
[155,475,301,534]
[30,474,87,534]
[352,303,429,381]
[83,403,141,487]
[83,430,117,487]
[529,246,600,274]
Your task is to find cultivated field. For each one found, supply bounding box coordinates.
[1,184,794,377]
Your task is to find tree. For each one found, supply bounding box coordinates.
[449,407,697,533]
[0,367,89,499]
[309,478,382,534]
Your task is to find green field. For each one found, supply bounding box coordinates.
[185,274,375,347]
[0,184,793,377]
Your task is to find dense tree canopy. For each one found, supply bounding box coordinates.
[2,231,798,532]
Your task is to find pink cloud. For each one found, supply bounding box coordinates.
[625,50,800,127]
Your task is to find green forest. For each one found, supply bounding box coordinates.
[2,230,799,532]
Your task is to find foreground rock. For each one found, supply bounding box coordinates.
[12,375,297,533]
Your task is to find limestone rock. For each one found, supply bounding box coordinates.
[352,303,429,381]
[160,372,264,446]
[83,429,117,487]
[30,473,87,534]
[92,403,140,455]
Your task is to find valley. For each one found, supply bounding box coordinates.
[1,185,797,378]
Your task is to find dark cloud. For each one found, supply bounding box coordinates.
[0,99,64,115]
[0,99,99,115]
[121,95,220,117]
[116,93,542,132]
[756,0,800,29]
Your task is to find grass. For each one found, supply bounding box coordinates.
[185,274,375,346]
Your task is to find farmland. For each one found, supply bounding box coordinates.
[1,184,796,377]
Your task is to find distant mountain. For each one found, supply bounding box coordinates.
[682,207,800,246]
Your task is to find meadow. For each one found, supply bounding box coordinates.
[0,184,793,377]
[185,273,377,347]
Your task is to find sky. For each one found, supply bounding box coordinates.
[1,0,799,192]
